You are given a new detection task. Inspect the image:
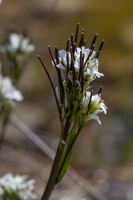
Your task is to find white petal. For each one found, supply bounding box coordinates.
[82,48,91,58]
[90,51,96,59]
[55,86,59,99]
[59,50,66,58]
[95,71,104,78]
[75,47,81,55]
[25,44,35,52]
[85,68,92,76]
[100,103,107,114]
[82,91,91,108]
[91,94,100,103]
[56,63,65,70]
[74,61,80,71]
[9,33,21,49]
[12,91,23,101]
[51,59,57,66]
[90,114,101,124]
[62,57,67,66]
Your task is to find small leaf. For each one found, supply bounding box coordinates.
[55,129,75,185]
[3,190,22,200]
[11,191,22,200]
[55,147,73,185]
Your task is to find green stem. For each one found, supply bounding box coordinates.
[40,142,65,200]
[0,122,6,149]
[56,123,85,180]
[41,118,71,200]
[0,106,11,149]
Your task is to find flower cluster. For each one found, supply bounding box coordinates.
[53,45,104,87]
[48,24,107,124]
[0,32,35,54]
[0,32,35,84]
[0,31,29,147]
[0,173,36,200]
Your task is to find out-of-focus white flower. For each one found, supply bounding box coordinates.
[0,75,23,101]
[0,0,3,4]
[0,173,36,200]
[8,33,35,53]
[82,91,107,124]
[1,33,35,53]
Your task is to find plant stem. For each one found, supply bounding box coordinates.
[0,121,6,149]
[56,124,85,180]
[41,142,65,200]
[41,118,71,200]
[0,106,11,149]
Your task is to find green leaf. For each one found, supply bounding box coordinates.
[3,190,22,200]
[55,129,76,185]
[55,148,73,185]
[11,192,22,200]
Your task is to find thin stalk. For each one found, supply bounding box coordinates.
[41,118,71,200]
[0,122,6,149]
[90,33,98,50]
[56,123,85,180]
[40,141,65,200]
[0,106,11,149]
[74,23,79,44]
[37,55,62,122]
[95,40,105,59]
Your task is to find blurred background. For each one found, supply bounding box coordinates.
[0,0,133,199]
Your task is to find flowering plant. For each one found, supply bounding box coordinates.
[0,32,34,147]
[38,23,107,200]
[0,4,36,197]
[0,64,23,147]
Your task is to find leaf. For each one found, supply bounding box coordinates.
[55,130,75,185]
[11,192,22,200]
[55,147,73,185]
[3,190,22,200]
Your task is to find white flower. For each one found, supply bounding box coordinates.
[82,91,91,110]
[20,37,35,52]
[0,76,23,101]
[84,58,104,79]
[82,91,107,124]
[75,47,104,79]
[91,94,107,114]
[74,46,96,68]
[1,33,35,53]
[0,173,36,200]
[52,50,71,71]
[0,0,3,4]
[52,46,103,83]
